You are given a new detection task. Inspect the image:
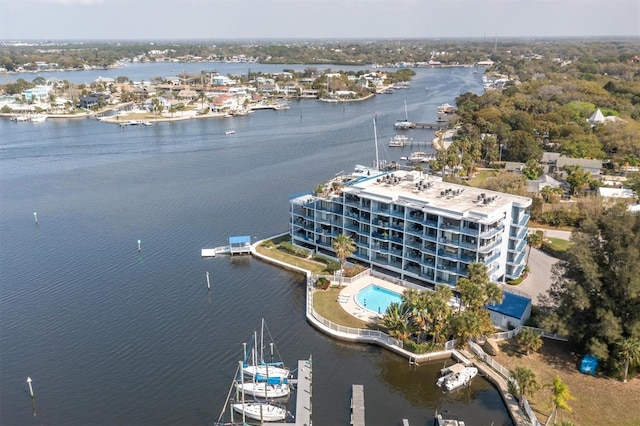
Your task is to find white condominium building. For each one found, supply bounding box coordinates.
[289,166,531,288]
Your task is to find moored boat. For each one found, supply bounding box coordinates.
[389,135,409,147]
[231,402,287,422]
[436,363,478,391]
[225,130,235,135]
[235,381,290,399]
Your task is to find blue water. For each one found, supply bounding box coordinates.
[357,285,403,314]
[0,63,513,426]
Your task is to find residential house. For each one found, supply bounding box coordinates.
[526,174,563,195]
[555,156,603,179]
[504,162,525,173]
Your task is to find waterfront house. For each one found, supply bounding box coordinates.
[290,167,532,288]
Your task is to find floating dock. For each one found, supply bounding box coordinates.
[269,358,312,426]
[350,384,365,426]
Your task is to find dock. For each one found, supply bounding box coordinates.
[202,235,252,257]
[350,384,365,426]
[413,122,448,129]
[270,358,312,426]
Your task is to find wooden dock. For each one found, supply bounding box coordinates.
[350,384,365,426]
[270,358,312,426]
[413,122,448,129]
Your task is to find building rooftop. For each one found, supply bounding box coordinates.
[339,168,531,222]
[488,291,531,320]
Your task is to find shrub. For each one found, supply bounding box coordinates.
[260,240,275,249]
[279,241,309,258]
[315,277,330,290]
[311,254,341,273]
[344,264,366,277]
[402,339,434,354]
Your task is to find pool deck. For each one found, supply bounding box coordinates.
[336,275,408,322]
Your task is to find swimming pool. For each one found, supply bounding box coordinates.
[356,284,403,315]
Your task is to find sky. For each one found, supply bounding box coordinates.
[0,0,638,40]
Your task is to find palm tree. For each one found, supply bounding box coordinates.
[381,302,418,341]
[483,282,504,307]
[526,232,543,266]
[516,328,543,356]
[401,289,428,340]
[510,366,539,407]
[427,285,453,345]
[332,233,355,286]
[616,337,640,383]
[545,375,573,426]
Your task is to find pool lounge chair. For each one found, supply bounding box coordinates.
[337,294,351,303]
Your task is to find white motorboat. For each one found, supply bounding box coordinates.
[389,135,408,147]
[235,381,290,399]
[225,130,235,135]
[30,114,47,122]
[231,402,287,422]
[436,363,478,391]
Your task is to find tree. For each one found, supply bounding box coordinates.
[540,204,640,375]
[426,285,454,345]
[401,289,429,340]
[332,233,355,285]
[526,232,543,266]
[616,337,640,383]
[545,375,573,426]
[564,165,592,196]
[510,366,540,407]
[381,302,418,341]
[540,186,563,203]
[516,327,543,355]
[523,159,544,180]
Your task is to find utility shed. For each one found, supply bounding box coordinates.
[487,292,532,329]
[229,235,251,255]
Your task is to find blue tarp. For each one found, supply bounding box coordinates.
[580,354,598,375]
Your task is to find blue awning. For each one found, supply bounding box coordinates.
[229,236,251,245]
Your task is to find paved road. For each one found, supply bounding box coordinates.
[510,228,572,305]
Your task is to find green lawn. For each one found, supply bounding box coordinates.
[312,288,380,330]
[545,237,572,251]
[255,245,328,274]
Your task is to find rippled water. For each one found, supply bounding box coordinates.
[0,64,512,426]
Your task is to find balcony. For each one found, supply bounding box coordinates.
[460,226,480,237]
[438,249,460,262]
[508,238,527,253]
[478,237,502,253]
[480,225,504,239]
[513,211,531,227]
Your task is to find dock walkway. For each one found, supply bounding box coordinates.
[350,384,365,426]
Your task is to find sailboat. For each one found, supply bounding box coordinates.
[394,100,415,129]
[242,320,290,381]
[230,360,288,423]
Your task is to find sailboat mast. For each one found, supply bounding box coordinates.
[373,116,379,171]
[260,319,264,364]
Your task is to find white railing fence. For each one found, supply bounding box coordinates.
[491,325,567,342]
[469,341,542,426]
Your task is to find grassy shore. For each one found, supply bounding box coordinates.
[494,339,640,426]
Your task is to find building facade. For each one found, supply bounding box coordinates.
[290,167,531,288]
